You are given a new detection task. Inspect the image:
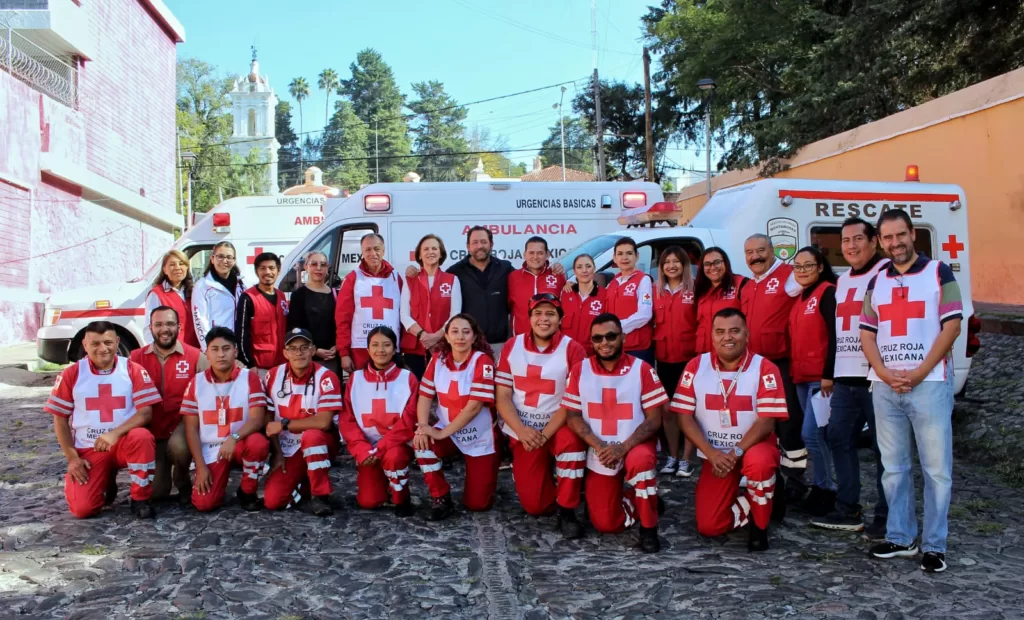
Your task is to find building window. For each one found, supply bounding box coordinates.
[248,109,256,137]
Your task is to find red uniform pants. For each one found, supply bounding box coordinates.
[695,439,780,536]
[509,426,586,515]
[65,427,156,519]
[584,440,658,533]
[192,434,270,512]
[354,443,414,509]
[416,436,500,512]
[264,429,340,510]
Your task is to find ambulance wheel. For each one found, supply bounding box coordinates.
[68,325,139,362]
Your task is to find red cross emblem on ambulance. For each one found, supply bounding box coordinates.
[439,283,452,296]
[765,278,780,294]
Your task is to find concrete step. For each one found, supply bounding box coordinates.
[974,302,1024,336]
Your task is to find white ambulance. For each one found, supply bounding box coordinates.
[36,194,328,364]
[276,181,664,292]
[558,175,980,394]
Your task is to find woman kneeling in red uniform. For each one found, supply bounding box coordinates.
[415,314,500,521]
[338,326,419,517]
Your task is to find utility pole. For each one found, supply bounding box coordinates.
[643,47,653,182]
[591,0,606,181]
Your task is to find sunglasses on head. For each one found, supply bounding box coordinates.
[531,293,558,303]
[590,331,622,343]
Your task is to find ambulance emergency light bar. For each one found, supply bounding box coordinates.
[617,201,682,228]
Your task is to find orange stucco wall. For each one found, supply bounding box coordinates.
[677,70,1024,305]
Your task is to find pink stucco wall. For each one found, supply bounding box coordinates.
[0,0,179,347]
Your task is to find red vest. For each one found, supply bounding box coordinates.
[400,270,456,355]
[129,343,202,440]
[742,263,797,360]
[695,275,747,354]
[150,284,199,348]
[605,271,653,352]
[560,286,606,356]
[245,287,288,369]
[653,286,698,364]
[508,263,567,335]
[789,281,834,383]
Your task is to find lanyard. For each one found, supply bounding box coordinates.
[713,351,750,405]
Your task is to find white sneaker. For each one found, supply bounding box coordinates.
[659,457,679,475]
[676,460,694,478]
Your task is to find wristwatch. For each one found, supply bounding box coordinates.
[230,432,241,442]
[732,446,744,457]
[281,418,291,432]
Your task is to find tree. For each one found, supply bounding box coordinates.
[321,100,370,192]
[317,68,339,128]
[338,48,412,182]
[288,76,310,154]
[538,116,595,173]
[408,80,470,181]
[644,0,1024,174]
[276,101,302,189]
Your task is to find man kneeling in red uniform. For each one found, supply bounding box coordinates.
[672,308,787,551]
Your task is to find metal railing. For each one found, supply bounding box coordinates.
[0,22,78,108]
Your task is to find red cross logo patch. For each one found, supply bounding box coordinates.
[175,360,190,374]
[140,369,152,384]
[482,364,494,380]
[619,365,631,375]
[589,299,602,313]
[320,375,334,393]
[439,283,452,296]
[680,371,694,388]
[762,374,777,390]
[624,283,637,296]
[545,274,559,288]
[765,278,780,294]
[804,298,818,314]
[682,292,695,304]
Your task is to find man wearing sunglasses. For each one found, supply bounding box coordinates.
[561,313,668,553]
[495,294,587,538]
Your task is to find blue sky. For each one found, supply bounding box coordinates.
[166,0,702,182]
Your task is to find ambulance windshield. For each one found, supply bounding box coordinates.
[556,234,623,274]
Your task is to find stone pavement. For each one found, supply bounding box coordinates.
[1,337,1023,620]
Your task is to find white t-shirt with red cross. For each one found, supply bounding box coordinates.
[45,356,162,450]
[419,351,496,457]
[180,367,267,464]
[669,351,788,458]
[265,363,343,457]
[561,355,667,475]
[495,332,586,440]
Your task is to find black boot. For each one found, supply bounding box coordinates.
[395,500,416,518]
[104,475,118,506]
[306,495,334,517]
[638,526,661,553]
[130,498,155,519]
[801,486,836,517]
[175,485,193,507]
[236,487,262,512]
[557,507,583,540]
[748,522,769,552]
[427,493,454,521]
[771,472,787,523]
[656,495,666,517]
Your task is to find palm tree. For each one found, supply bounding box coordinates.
[289,77,310,167]
[318,68,339,127]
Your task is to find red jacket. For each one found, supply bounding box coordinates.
[653,286,698,364]
[789,281,834,383]
[508,262,566,336]
[243,287,288,369]
[605,270,654,352]
[337,363,418,464]
[560,284,606,356]
[742,262,798,360]
[400,270,456,355]
[129,342,203,440]
[696,274,749,354]
[148,284,199,348]
[335,260,402,357]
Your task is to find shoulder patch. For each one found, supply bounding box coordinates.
[650,367,659,382]
[680,371,694,389]
[320,375,335,393]
[140,369,152,384]
[482,364,494,380]
[762,373,778,390]
[53,374,63,391]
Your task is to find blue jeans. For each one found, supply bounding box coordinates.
[796,382,834,490]
[872,371,954,553]
[628,347,655,366]
[828,382,887,519]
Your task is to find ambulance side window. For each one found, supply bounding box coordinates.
[334,226,376,283]
[810,226,934,269]
[185,246,214,282]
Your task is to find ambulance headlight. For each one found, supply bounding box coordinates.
[780,195,794,207]
[950,200,962,212]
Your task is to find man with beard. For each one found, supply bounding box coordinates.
[336,233,403,372]
[495,294,587,538]
[671,308,787,551]
[562,313,667,553]
[235,252,289,377]
[860,209,962,573]
[741,234,806,507]
[130,306,208,502]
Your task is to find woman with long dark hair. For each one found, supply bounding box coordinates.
[560,253,605,356]
[287,250,340,377]
[694,247,750,354]
[653,246,699,477]
[191,240,245,351]
[789,246,839,515]
[144,249,198,347]
[414,313,499,521]
[338,326,419,517]
[400,234,462,379]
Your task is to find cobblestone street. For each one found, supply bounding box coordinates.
[1,335,1023,619]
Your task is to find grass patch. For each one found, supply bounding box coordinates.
[510,544,536,558]
[992,460,1024,489]
[0,474,21,483]
[770,575,783,586]
[972,522,1006,536]
[173,613,206,620]
[35,362,66,372]
[963,498,997,512]
[80,545,106,556]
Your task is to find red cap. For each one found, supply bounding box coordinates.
[528,293,563,317]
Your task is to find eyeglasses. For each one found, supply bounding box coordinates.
[531,293,558,303]
[306,261,328,268]
[213,254,236,262]
[703,259,724,269]
[285,344,315,354]
[590,331,622,343]
[793,263,819,273]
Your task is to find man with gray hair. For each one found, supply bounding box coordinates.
[335,233,403,372]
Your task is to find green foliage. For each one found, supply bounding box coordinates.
[408,80,470,181]
[318,68,339,127]
[644,0,1024,174]
[322,100,370,192]
[538,116,595,173]
[276,101,302,189]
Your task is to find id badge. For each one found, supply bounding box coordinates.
[719,409,732,428]
[218,408,226,426]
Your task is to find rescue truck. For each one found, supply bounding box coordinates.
[36,194,328,363]
[559,173,980,395]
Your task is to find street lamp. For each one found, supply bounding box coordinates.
[180,151,198,230]
[697,78,716,198]
[552,85,568,181]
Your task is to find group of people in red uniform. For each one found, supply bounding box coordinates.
[51,217,916,558]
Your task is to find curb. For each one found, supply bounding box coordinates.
[978,314,1024,336]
